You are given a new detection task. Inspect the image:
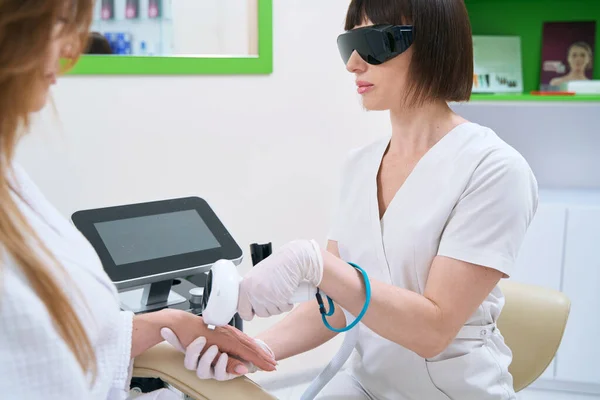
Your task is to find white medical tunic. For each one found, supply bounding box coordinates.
[326,122,538,400]
[0,165,177,399]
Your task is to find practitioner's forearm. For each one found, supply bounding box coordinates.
[256,300,345,361]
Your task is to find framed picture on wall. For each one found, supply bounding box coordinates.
[472,35,524,93]
[540,21,596,91]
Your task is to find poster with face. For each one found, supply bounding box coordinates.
[540,21,596,91]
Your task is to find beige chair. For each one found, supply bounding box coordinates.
[497,280,571,392]
[133,280,571,398]
[133,342,276,399]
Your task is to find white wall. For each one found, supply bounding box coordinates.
[17,0,600,395]
[452,102,600,189]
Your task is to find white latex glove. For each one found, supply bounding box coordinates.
[237,239,323,321]
[160,327,275,381]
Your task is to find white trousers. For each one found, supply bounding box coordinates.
[316,371,373,400]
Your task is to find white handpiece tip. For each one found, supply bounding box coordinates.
[203,259,243,328]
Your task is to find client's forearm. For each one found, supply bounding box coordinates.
[130,309,171,358]
[256,300,345,361]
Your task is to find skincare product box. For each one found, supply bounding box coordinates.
[472,35,524,93]
[104,32,133,55]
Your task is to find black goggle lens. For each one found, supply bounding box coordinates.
[337,24,413,65]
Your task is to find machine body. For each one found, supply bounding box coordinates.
[71,197,358,400]
[71,196,243,318]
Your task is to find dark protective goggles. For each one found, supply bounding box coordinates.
[337,24,414,65]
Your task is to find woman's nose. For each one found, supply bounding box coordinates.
[346,51,367,74]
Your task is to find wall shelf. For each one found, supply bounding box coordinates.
[465,0,599,102]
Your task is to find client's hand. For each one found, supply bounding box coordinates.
[160,310,276,378]
[161,327,275,381]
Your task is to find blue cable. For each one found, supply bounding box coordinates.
[316,262,371,333]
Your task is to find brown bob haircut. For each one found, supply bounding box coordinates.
[345,0,474,104]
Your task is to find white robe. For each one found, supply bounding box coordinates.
[0,164,178,400]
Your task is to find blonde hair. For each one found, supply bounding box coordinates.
[0,0,96,381]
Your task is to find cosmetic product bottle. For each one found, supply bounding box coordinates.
[139,41,148,56]
[125,0,139,19]
[148,0,162,18]
[101,0,114,20]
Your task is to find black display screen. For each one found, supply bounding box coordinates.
[71,197,243,285]
[94,210,221,266]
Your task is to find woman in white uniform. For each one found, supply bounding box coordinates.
[0,1,276,399]
[176,0,539,399]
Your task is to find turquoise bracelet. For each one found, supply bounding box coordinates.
[316,262,371,333]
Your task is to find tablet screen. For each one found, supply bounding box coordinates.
[94,209,220,266]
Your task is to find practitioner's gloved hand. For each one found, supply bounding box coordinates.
[237,239,324,321]
[160,327,275,381]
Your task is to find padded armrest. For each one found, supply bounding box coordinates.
[133,342,277,400]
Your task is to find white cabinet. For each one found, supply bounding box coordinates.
[513,203,566,290]
[512,203,567,379]
[555,207,600,384]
